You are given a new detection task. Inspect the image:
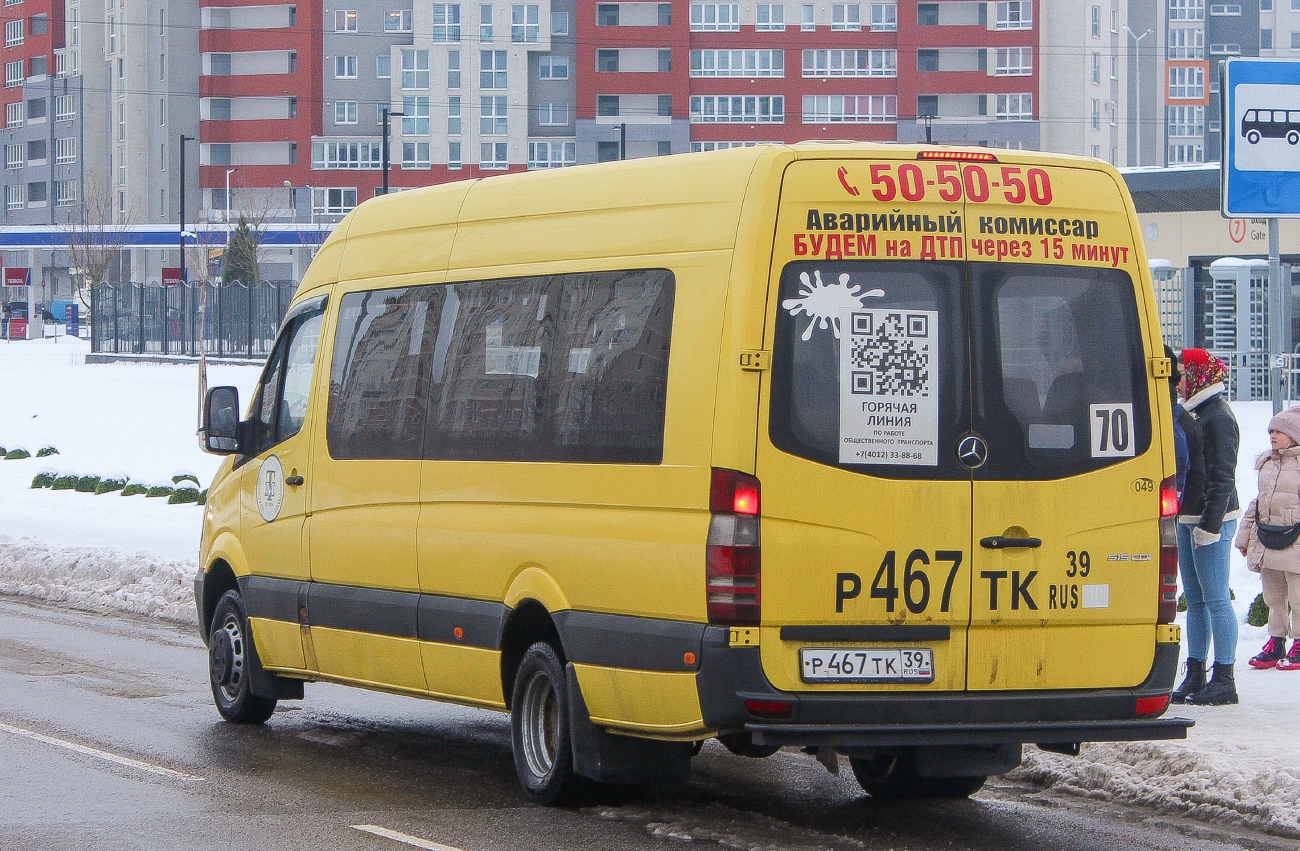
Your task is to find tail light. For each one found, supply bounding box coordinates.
[1158,475,1179,624]
[707,468,761,626]
[1135,694,1170,716]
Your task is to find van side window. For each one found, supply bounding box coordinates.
[326,269,675,463]
[247,306,325,457]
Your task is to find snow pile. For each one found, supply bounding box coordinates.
[0,535,197,623]
[1015,742,1300,839]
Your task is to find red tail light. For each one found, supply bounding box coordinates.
[1136,694,1170,716]
[1158,475,1179,624]
[745,699,793,720]
[707,469,761,626]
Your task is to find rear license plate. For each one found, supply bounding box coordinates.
[799,648,934,684]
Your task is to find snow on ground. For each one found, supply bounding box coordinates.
[1,338,1299,838]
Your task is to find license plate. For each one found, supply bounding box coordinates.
[799,647,934,684]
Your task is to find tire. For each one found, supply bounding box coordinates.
[1247,130,1261,145]
[208,590,277,724]
[850,752,985,799]
[511,642,583,806]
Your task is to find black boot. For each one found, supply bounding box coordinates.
[1186,663,1238,706]
[1171,658,1205,704]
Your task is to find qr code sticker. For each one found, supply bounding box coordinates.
[847,312,932,398]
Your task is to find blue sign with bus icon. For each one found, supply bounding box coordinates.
[1223,60,1300,216]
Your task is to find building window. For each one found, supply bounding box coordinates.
[552,11,569,33]
[597,4,619,25]
[26,97,44,120]
[659,49,672,72]
[402,95,430,133]
[917,3,938,25]
[1167,28,1204,59]
[402,49,430,88]
[480,95,507,134]
[994,47,1032,75]
[335,9,358,32]
[511,4,540,42]
[6,101,22,127]
[1091,5,1100,37]
[480,50,507,88]
[756,3,785,30]
[832,3,861,30]
[448,96,461,134]
[802,94,897,123]
[1091,52,1100,83]
[1209,4,1241,14]
[658,95,672,116]
[55,136,77,164]
[1168,65,1205,98]
[1168,142,1203,164]
[480,3,493,40]
[693,49,786,77]
[689,94,784,123]
[537,101,570,125]
[5,19,23,47]
[26,181,46,204]
[659,3,673,24]
[1169,0,1205,21]
[917,49,938,71]
[386,9,413,32]
[597,49,619,72]
[377,55,391,77]
[1167,105,1205,137]
[335,55,358,78]
[993,1,1032,30]
[597,94,619,116]
[691,3,740,31]
[529,140,576,168]
[598,141,620,161]
[335,101,358,124]
[1091,99,1100,130]
[1209,43,1241,55]
[448,50,461,87]
[6,183,25,210]
[5,143,23,168]
[54,95,73,121]
[314,187,359,214]
[1291,30,1300,49]
[433,4,462,41]
[540,55,569,78]
[870,2,896,30]
[802,49,894,77]
[1262,29,1273,50]
[310,141,382,169]
[5,59,23,86]
[995,93,1033,120]
[56,180,76,206]
[480,141,508,169]
[402,141,431,168]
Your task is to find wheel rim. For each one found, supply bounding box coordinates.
[212,611,247,703]
[519,669,559,781]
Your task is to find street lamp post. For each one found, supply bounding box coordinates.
[380,107,406,194]
[1124,26,1153,167]
[224,167,238,224]
[178,134,196,287]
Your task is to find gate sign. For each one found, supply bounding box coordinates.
[162,266,183,287]
[3,267,30,287]
[1222,58,1300,218]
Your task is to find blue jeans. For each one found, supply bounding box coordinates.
[1177,519,1239,666]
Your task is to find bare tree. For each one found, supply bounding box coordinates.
[59,179,137,309]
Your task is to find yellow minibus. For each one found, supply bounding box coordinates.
[196,142,1191,804]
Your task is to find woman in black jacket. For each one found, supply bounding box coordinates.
[1173,348,1241,706]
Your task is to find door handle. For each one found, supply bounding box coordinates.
[285,475,305,487]
[980,536,1041,549]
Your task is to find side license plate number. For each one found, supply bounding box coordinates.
[799,647,934,684]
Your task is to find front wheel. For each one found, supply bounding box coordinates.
[1247,129,1262,145]
[208,590,277,724]
[850,752,985,799]
[511,642,583,805]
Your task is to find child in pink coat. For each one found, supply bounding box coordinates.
[1237,406,1300,670]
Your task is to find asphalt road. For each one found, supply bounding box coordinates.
[0,596,1289,851]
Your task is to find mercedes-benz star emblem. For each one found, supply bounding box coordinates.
[957,435,988,469]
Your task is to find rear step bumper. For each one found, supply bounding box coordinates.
[697,626,1192,748]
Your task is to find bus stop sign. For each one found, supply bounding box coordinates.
[1223,58,1300,217]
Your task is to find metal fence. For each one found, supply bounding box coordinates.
[91,279,295,359]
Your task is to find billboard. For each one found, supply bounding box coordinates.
[3,267,30,287]
[1222,58,1300,218]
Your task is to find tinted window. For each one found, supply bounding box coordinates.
[971,264,1151,479]
[327,270,675,463]
[247,304,325,457]
[770,261,970,480]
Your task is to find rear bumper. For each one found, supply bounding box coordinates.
[697,627,1192,749]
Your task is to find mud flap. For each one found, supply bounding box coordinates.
[564,664,692,785]
[246,629,305,701]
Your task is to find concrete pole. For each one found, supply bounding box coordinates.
[1270,218,1285,413]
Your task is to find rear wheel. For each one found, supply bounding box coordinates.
[208,590,277,724]
[1290,130,1300,146]
[511,642,583,805]
[850,752,985,799]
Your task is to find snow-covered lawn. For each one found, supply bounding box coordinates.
[0,337,1297,839]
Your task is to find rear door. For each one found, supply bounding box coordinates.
[755,155,974,693]
[965,163,1162,690]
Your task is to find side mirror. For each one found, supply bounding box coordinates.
[202,386,241,454]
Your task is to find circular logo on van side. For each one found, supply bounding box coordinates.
[256,455,285,523]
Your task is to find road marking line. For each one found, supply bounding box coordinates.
[0,721,204,782]
[352,824,464,851]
